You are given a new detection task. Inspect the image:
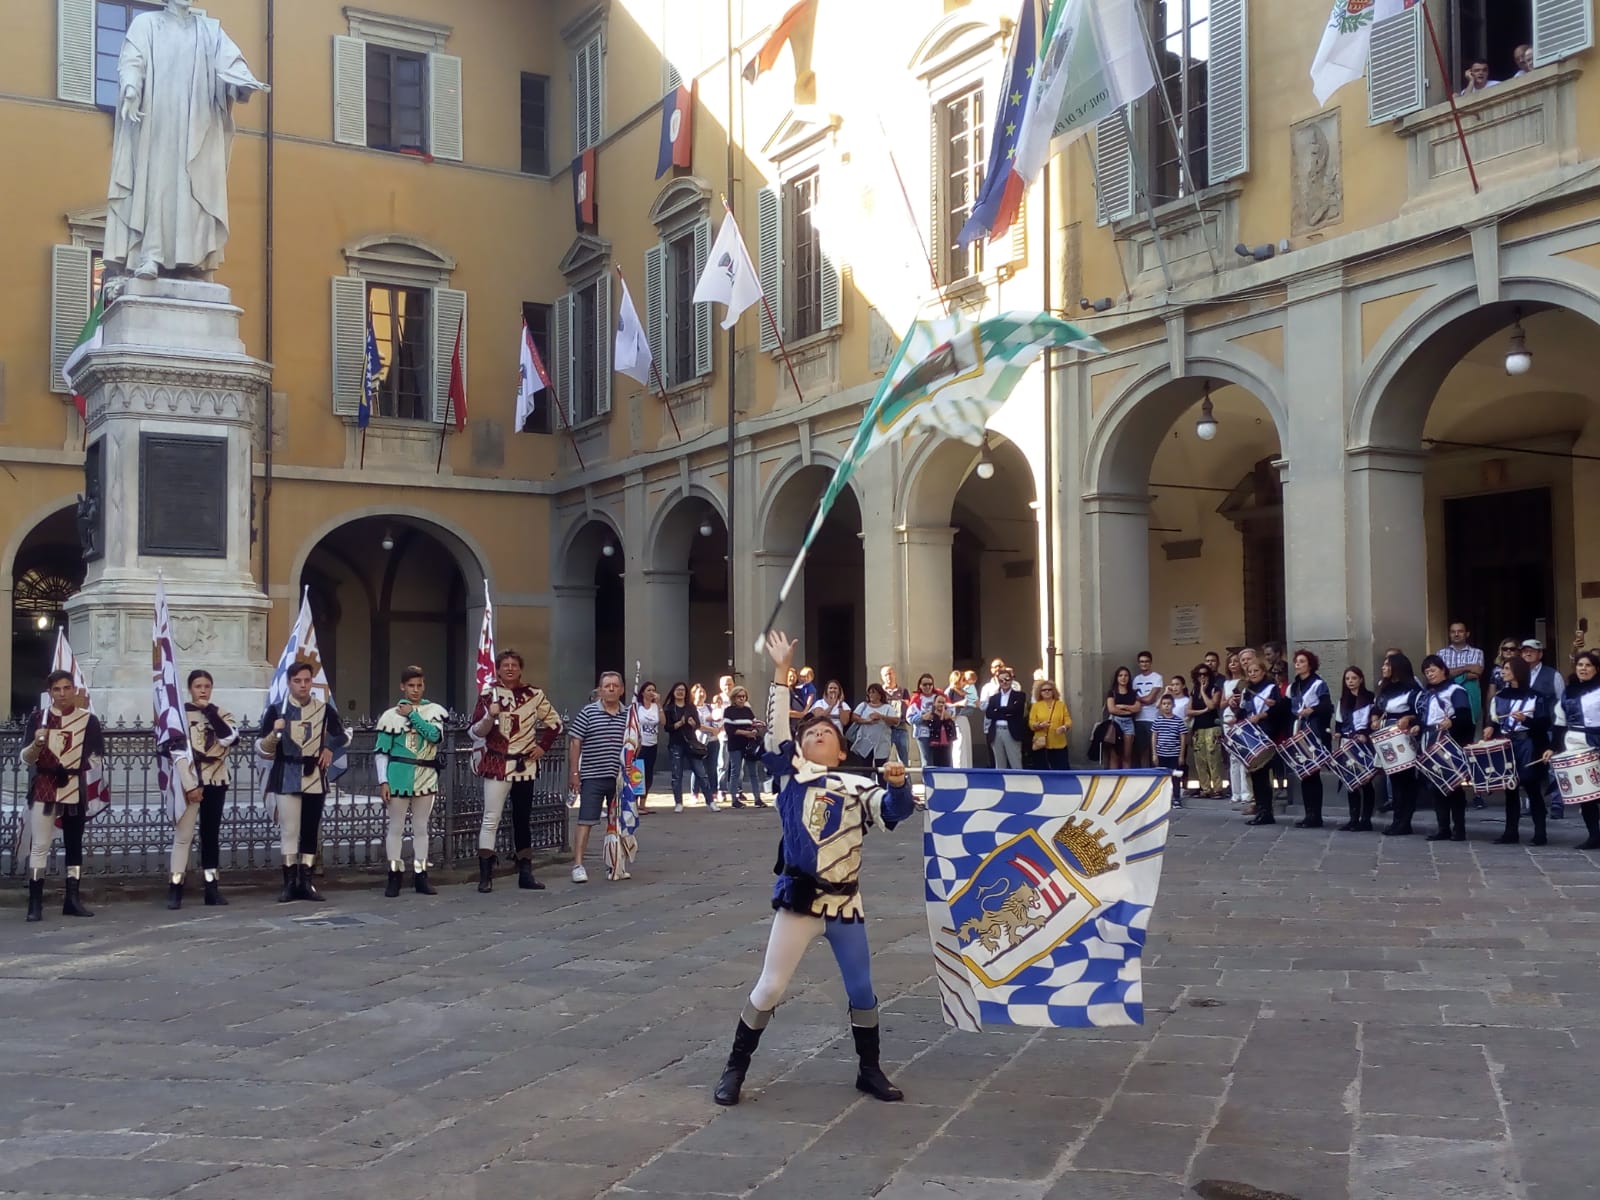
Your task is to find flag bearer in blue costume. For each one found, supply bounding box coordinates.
[713,631,917,1108]
[374,666,447,898]
[258,662,349,903]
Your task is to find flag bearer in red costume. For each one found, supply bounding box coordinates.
[20,671,104,922]
[469,649,562,893]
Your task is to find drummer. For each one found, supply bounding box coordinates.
[1485,655,1553,846]
[1418,655,1475,843]
[1372,653,1424,837]
[1288,650,1333,830]
[1334,667,1377,832]
[1236,657,1288,827]
[1560,649,1600,851]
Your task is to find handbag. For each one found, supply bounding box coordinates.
[1032,731,1048,751]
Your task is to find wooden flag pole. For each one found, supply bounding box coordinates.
[435,314,463,475]
[614,264,683,441]
[359,422,368,469]
[434,406,449,473]
[547,378,587,470]
[722,195,806,404]
[1420,3,1481,195]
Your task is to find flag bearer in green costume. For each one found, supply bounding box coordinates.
[374,666,447,897]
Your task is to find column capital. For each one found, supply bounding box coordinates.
[894,524,957,548]
[1081,491,1152,517]
[639,569,692,585]
[1347,445,1427,475]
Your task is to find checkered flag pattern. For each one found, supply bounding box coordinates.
[923,769,1171,1031]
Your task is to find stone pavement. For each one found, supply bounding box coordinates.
[0,794,1597,1200]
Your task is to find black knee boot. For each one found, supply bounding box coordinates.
[1294,777,1324,828]
[1427,791,1452,841]
[517,849,545,890]
[1496,788,1521,843]
[278,864,296,902]
[1579,804,1600,850]
[25,876,43,923]
[1451,793,1469,841]
[714,1009,768,1106]
[62,875,94,918]
[851,1009,903,1102]
[1529,783,1548,845]
[477,851,496,893]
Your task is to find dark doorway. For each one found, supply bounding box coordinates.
[814,603,858,701]
[594,552,625,683]
[1445,487,1554,649]
[1220,459,1285,651]
[951,527,983,667]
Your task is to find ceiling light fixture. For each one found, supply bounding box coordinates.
[975,434,996,481]
[1195,383,1218,441]
[1504,310,1533,376]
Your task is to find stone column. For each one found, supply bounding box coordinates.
[549,583,598,712]
[897,525,956,681]
[1081,492,1152,676]
[1346,447,1428,669]
[752,551,802,654]
[63,279,272,722]
[640,568,692,687]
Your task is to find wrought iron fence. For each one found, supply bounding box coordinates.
[0,719,570,878]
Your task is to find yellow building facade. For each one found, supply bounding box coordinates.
[5,0,1599,737]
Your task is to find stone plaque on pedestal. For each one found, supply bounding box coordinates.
[63,278,273,723]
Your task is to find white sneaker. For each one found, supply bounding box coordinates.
[571,864,588,883]
[707,798,719,812]
[674,803,684,813]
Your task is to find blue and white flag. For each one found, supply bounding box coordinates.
[359,316,381,428]
[923,769,1172,1030]
[259,588,348,809]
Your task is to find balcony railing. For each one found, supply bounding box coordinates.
[0,720,570,878]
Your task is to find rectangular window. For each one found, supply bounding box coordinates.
[366,43,426,153]
[1148,0,1211,206]
[519,301,554,433]
[667,231,697,385]
[573,281,600,422]
[1451,0,1532,84]
[787,169,822,340]
[520,72,550,175]
[94,0,159,110]
[368,283,431,420]
[940,86,986,282]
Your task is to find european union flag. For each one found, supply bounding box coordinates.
[359,315,381,428]
[957,0,1040,248]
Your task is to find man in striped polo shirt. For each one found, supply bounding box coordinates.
[566,671,629,883]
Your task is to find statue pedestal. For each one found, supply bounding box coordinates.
[64,278,273,724]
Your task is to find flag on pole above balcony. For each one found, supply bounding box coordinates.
[957,0,1042,249]
[1310,0,1413,104]
[655,84,693,178]
[515,317,551,433]
[1013,0,1154,185]
[613,274,654,385]
[692,211,762,330]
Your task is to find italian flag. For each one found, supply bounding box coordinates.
[61,295,104,420]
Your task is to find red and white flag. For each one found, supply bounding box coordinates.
[474,580,496,697]
[516,317,551,432]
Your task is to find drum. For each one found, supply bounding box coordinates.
[1550,748,1600,805]
[1466,738,1517,793]
[1279,728,1332,780]
[1225,721,1277,771]
[1416,735,1470,794]
[1331,739,1378,790]
[1373,726,1419,775]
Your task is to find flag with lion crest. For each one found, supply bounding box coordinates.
[923,769,1172,1030]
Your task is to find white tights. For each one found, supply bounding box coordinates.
[386,792,436,867]
[28,807,54,871]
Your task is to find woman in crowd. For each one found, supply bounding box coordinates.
[1486,655,1552,845]
[1189,663,1225,799]
[851,683,898,769]
[1029,679,1072,770]
[1222,653,1253,810]
[908,672,942,765]
[810,679,852,739]
[1334,667,1377,831]
[1288,649,1333,829]
[1417,654,1474,841]
[1100,666,1139,770]
[945,670,972,768]
[722,684,768,808]
[692,683,724,807]
[664,681,715,813]
[1373,653,1423,836]
[636,682,662,800]
[1562,649,1600,850]
[1235,657,1286,826]
[921,693,959,767]
[1165,675,1192,721]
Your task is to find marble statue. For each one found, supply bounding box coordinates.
[106,0,269,280]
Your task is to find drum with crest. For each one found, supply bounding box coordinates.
[1466,738,1517,793]
[1225,720,1277,771]
[1373,726,1419,775]
[1331,739,1378,790]
[1550,748,1600,805]
[1416,735,1470,794]
[1279,727,1332,780]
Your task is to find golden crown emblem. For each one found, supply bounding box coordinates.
[1053,816,1119,877]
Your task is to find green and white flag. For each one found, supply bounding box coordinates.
[61,294,105,421]
[757,311,1103,648]
[1014,0,1155,185]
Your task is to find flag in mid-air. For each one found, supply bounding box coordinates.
[958,0,1042,248]
[152,575,194,821]
[923,769,1172,1029]
[613,274,654,385]
[692,212,762,330]
[743,0,820,105]
[1310,0,1415,104]
[655,84,693,178]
